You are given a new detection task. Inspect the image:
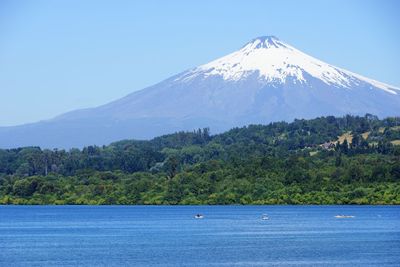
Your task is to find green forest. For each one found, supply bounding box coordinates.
[1,114,400,205]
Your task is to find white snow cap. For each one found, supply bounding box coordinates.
[182,36,399,94]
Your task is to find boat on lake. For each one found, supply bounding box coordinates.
[194,214,204,219]
[261,214,269,220]
[334,215,355,219]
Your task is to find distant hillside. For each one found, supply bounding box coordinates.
[0,114,400,205]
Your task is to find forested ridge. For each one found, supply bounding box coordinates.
[1,114,400,205]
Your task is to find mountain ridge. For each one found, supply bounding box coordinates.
[1,36,400,148]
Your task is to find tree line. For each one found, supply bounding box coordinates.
[0,114,399,204]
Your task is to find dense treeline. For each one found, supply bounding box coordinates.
[1,114,400,204]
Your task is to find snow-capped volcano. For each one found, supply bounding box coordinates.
[180,36,398,94]
[1,36,400,148]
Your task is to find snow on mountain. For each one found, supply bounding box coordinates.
[178,36,399,94]
[1,36,399,148]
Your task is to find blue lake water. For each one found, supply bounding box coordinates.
[0,205,399,266]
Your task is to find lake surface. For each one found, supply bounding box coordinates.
[0,205,399,266]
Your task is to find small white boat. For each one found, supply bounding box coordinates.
[194,214,204,219]
[334,215,355,219]
[261,214,269,220]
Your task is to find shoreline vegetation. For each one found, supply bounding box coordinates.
[1,115,399,205]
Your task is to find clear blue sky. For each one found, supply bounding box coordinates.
[1,0,399,126]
